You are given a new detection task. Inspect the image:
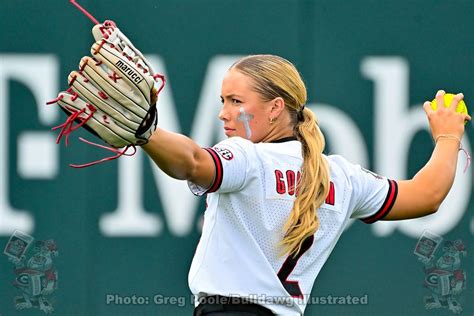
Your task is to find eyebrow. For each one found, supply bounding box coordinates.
[220,94,244,99]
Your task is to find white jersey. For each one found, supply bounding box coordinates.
[188,136,397,315]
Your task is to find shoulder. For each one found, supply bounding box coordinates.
[326,154,389,200]
[214,136,254,149]
[255,140,302,162]
[211,137,255,160]
[325,154,357,177]
[325,154,381,186]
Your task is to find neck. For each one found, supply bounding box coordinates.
[260,124,295,143]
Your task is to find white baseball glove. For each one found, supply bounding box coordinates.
[48,20,165,166]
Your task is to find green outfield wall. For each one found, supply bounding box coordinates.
[0,0,472,315]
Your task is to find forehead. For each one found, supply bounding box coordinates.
[221,69,254,95]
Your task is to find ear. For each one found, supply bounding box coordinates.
[270,97,285,116]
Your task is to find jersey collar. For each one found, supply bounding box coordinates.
[269,136,298,143]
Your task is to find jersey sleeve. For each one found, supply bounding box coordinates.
[187,137,251,196]
[330,155,398,223]
[349,165,398,223]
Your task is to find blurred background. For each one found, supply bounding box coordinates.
[0,0,472,315]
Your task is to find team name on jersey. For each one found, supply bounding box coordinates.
[274,169,300,196]
[274,169,335,205]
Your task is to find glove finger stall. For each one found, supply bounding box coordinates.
[79,56,149,119]
[92,23,155,76]
[91,40,155,106]
[57,91,137,148]
[68,70,141,132]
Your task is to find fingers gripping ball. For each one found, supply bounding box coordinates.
[431,93,469,123]
[429,92,471,173]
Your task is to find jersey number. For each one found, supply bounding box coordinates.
[277,235,314,298]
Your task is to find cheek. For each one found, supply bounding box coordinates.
[249,118,262,128]
[249,110,266,126]
[234,107,267,136]
[249,115,267,136]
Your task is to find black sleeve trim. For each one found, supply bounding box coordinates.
[204,148,223,193]
[362,179,398,224]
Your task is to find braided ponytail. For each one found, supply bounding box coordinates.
[282,108,329,256]
[231,55,330,257]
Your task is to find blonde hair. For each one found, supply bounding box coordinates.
[232,55,330,257]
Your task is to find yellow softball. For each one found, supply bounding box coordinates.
[431,93,468,115]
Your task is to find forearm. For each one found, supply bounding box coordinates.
[142,128,203,180]
[386,138,461,220]
[412,138,460,209]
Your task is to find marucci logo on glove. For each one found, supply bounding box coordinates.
[115,60,144,84]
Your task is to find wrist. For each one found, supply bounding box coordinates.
[434,134,461,146]
[434,134,472,173]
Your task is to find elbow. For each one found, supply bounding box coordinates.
[174,161,197,181]
[162,158,198,181]
[183,151,201,181]
[184,164,198,182]
[426,192,445,215]
[426,203,440,216]
[175,149,202,181]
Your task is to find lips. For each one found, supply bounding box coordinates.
[224,127,235,136]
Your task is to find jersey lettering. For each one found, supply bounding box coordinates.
[275,170,286,194]
[274,169,301,196]
[325,181,335,205]
[286,170,296,195]
[295,171,301,196]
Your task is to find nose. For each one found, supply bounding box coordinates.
[218,104,230,122]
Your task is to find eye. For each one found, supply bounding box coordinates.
[232,98,241,104]
[220,97,224,104]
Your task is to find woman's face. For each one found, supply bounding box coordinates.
[219,69,273,142]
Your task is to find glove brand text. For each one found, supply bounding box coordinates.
[115,60,144,84]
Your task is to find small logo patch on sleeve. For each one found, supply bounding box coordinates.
[361,167,383,180]
[213,147,234,160]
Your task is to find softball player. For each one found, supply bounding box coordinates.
[142,55,470,315]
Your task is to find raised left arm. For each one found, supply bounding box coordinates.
[383,91,470,220]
